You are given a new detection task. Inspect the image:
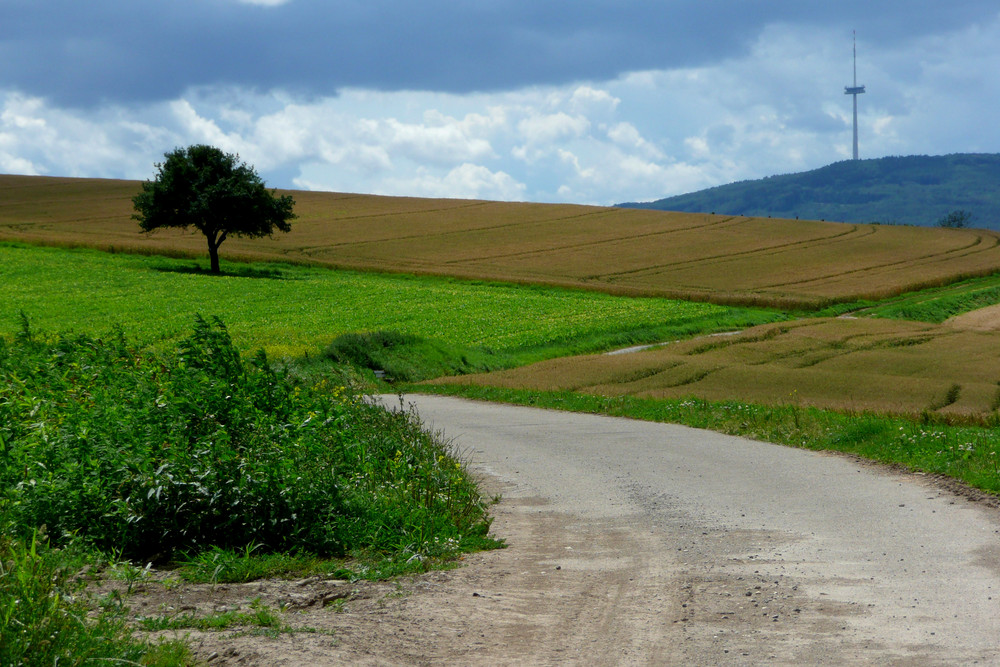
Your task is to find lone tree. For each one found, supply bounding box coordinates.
[133,145,296,273]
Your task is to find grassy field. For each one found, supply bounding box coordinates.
[7,171,1000,421]
[8,173,1000,426]
[0,242,778,363]
[6,174,1000,308]
[861,273,1000,323]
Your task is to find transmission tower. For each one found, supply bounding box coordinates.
[844,31,866,160]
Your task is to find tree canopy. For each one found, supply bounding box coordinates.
[132,145,296,273]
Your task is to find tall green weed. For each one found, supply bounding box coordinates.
[0,534,155,666]
[324,330,505,381]
[0,317,496,562]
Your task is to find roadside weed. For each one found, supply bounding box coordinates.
[0,316,498,562]
[0,533,175,666]
[0,317,502,665]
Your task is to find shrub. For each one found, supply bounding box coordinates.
[0,317,495,562]
[937,210,974,228]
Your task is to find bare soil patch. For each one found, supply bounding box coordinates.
[99,474,999,666]
[98,479,867,666]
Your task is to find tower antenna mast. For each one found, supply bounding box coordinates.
[844,30,866,160]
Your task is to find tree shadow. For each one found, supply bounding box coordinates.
[151,263,293,280]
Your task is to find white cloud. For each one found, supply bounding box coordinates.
[516,112,590,146]
[371,115,496,165]
[568,86,620,116]
[0,91,169,179]
[607,122,664,160]
[0,150,40,175]
[556,149,595,181]
[170,99,254,159]
[318,141,394,174]
[684,136,711,160]
[384,163,526,201]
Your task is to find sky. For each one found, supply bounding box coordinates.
[2,1,999,205]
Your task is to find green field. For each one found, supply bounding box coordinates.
[0,242,778,362]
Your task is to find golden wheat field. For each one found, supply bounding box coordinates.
[430,316,1000,418]
[5,174,1000,308]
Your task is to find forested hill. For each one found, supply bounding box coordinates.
[619,153,1000,230]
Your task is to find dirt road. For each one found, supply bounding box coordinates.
[168,395,1000,665]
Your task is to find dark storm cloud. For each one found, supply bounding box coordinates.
[2,0,996,106]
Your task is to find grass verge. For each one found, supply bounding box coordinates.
[861,272,1000,322]
[1,316,498,560]
[0,533,194,666]
[409,384,1000,496]
[320,301,780,383]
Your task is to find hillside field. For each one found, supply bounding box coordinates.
[7,174,1000,666]
[431,315,1000,419]
[5,174,1000,495]
[6,174,1000,309]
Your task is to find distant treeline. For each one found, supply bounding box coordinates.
[620,153,1000,230]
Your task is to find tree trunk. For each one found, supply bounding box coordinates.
[206,230,226,274]
[207,237,221,274]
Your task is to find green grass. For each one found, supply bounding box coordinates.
[323,330,507,382]
[175,545,346,584]
[411,384,1000,496]
[0,242,782,365]
[0,316,498,562]
[136,598,290,634]
[863,273,1000,322]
